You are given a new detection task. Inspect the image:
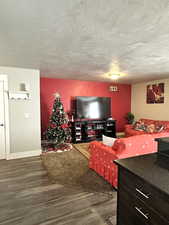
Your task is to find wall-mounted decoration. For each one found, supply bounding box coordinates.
[109,85,119,92]
[8,92,30,100]
[20,83,29,91]
[147,83,164,104]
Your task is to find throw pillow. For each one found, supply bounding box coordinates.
[134,120,146,131]
[155,124,165,132]
[102,135,116,147]
[146,124,155,133]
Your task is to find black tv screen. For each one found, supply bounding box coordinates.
[75,96,111,119]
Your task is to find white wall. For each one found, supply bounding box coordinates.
[0,66,41,154]
[131,78,169,121]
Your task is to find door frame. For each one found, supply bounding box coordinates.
[0,75,10,159]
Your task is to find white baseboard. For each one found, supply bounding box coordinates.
[0,153,6,160]
[6,149,41,160]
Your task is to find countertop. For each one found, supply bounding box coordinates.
[155,137,169,143]
[115,153,169,196]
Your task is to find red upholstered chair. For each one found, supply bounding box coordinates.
[89,132,169,188]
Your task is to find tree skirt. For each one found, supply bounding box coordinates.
[42,142,72,153]
[41,147,114,195]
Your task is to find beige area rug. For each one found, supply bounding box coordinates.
[73,143,90,159]
[41,147,114,195]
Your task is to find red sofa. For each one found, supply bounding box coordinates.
[89,132,169,188]
[125,118,169,137]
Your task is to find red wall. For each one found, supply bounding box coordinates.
[40,77,131,134]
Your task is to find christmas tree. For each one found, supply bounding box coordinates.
[45,93,71,147]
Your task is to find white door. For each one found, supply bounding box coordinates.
[0,80,6,159]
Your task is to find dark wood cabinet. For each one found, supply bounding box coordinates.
[115,153,169,225]
[103,120,116,137]
[70,119,116,143]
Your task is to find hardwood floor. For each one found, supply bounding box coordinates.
[0,156,117,225]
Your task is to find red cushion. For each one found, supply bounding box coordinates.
[140,118,156,125]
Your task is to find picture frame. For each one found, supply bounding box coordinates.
[146,82,164,104]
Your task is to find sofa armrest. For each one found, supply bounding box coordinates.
[125,124,133,129]
[89,141,119,187]
[164,128,169,132]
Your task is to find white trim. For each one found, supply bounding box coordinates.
[0,153,6,160]
[0,74,10,159]
[6,149,41,160]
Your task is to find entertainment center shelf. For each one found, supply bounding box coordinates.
[70,119,116,143]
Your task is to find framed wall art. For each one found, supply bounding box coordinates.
[146,83,164,104]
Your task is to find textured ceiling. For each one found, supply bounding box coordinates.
[0,0,169,83]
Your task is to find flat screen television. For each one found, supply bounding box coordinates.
[74,96,111,119]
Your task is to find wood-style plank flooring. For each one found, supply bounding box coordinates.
[0,156,116,225]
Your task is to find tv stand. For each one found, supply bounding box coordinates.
[70,119,116,143]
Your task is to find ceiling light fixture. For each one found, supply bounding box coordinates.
[109,73,121,80]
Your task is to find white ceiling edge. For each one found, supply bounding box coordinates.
[40,72,169,84]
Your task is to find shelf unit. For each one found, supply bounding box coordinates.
[8,91,31,100]
[72,121,83,143]
[70,119,116,143]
